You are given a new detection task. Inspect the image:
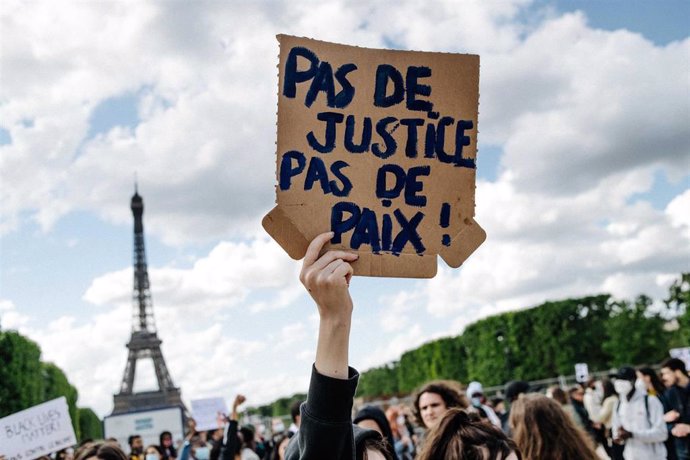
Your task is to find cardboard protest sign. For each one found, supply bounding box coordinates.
[190,398,229,431]
[0,397,77,460]
[263,35,486,278]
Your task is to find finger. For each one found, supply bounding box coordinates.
[321,258,344,275]
[303,232,334,268]
[311,250,358,272]
[330,260,354,282]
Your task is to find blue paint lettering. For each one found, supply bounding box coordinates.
[373,64,405,107]
[371,117,399,159]
[405,66,433,113]
[344,115,371,153]
[279,150,306,190]
[307,112,344,153]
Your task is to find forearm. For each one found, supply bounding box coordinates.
[315,317,351,379]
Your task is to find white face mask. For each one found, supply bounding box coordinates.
[614,380,633,396]
[634,378,647,393]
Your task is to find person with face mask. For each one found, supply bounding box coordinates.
[145,446,162,460]
[612,366,668,460]
[467,381,501,428]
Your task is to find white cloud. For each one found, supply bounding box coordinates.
[0,299,30,329]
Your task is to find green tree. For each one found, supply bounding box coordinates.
[43,362,80,439]
[603,295,671,367]
[0,331,44,416]
[78,407,103,441]
[665,273,690,345]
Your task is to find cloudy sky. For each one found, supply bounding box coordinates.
[1,0,688,418]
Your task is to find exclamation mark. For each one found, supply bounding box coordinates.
[440,203,451,246]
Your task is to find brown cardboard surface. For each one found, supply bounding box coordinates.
[263,35,486,278]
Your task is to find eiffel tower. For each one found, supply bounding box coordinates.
[112,187,183,414]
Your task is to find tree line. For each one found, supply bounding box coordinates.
[356,273,689,398]
[249,273,688,415]
[0,329,103,441]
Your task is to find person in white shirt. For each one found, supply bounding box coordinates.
[612,366,667,460]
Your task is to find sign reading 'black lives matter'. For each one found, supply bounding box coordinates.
[263,35,486,278]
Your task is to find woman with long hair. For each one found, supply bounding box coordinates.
[417,409,520,460]
[509,393,599,460]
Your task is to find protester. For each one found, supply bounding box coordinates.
[159,432,178,460]
[501,380,529,434]
[584,377,603,421]
[238,426,260,460]
[145,446,162,460]
[288,401,302,435]
[467,381,502,427]
[638,366,679,460]
[284,232,392,460]
[75,442,129,460]
[417,409,520,460]
[181,419,212,460]
[353,405,397,459]
[220,394,243,460]
[412,379,469,430]
[128,436,144,460]
[661,358,690,460]
[546,385,583,428]
[509,393,598,460]
[612,366,668,459]
[385,406,415,460]
[207,428,225,460]
[569,385,595,439]
[594,379,623,460]
[270,433,291,460]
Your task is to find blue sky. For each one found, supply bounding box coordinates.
[1,0,688,418]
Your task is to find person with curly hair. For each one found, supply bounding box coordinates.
[413,380,469,430]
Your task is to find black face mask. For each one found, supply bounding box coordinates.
[132,447,143,455]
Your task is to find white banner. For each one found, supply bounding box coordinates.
[0,397,77,460]
[190,398,228,431]
[103,406,184,451]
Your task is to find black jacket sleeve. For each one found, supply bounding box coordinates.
[285,365,360,460]
[221,419,239,460]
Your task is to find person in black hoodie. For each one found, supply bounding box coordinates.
[284,232,393,460]
[353,406,398,460]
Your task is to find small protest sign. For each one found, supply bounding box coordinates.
[0,397,77,460]
[574,363,589,383]
[263,35,485,278]
[190,398,228,431]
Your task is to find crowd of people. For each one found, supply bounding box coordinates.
[12,233,689,460]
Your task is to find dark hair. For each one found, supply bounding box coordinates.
[662,358,688,376]
[159,431,177,460]
[417,409,520,460]
[127,435,141,447]
[271,433,291,460]
[637,367,666,394]
[353,406,397,460]
[75,442,128,460]
[413,380,468,426]
[240,426,255,447]
[359,437,395,460]
[549,386,568,405]
[290,400,303,424]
